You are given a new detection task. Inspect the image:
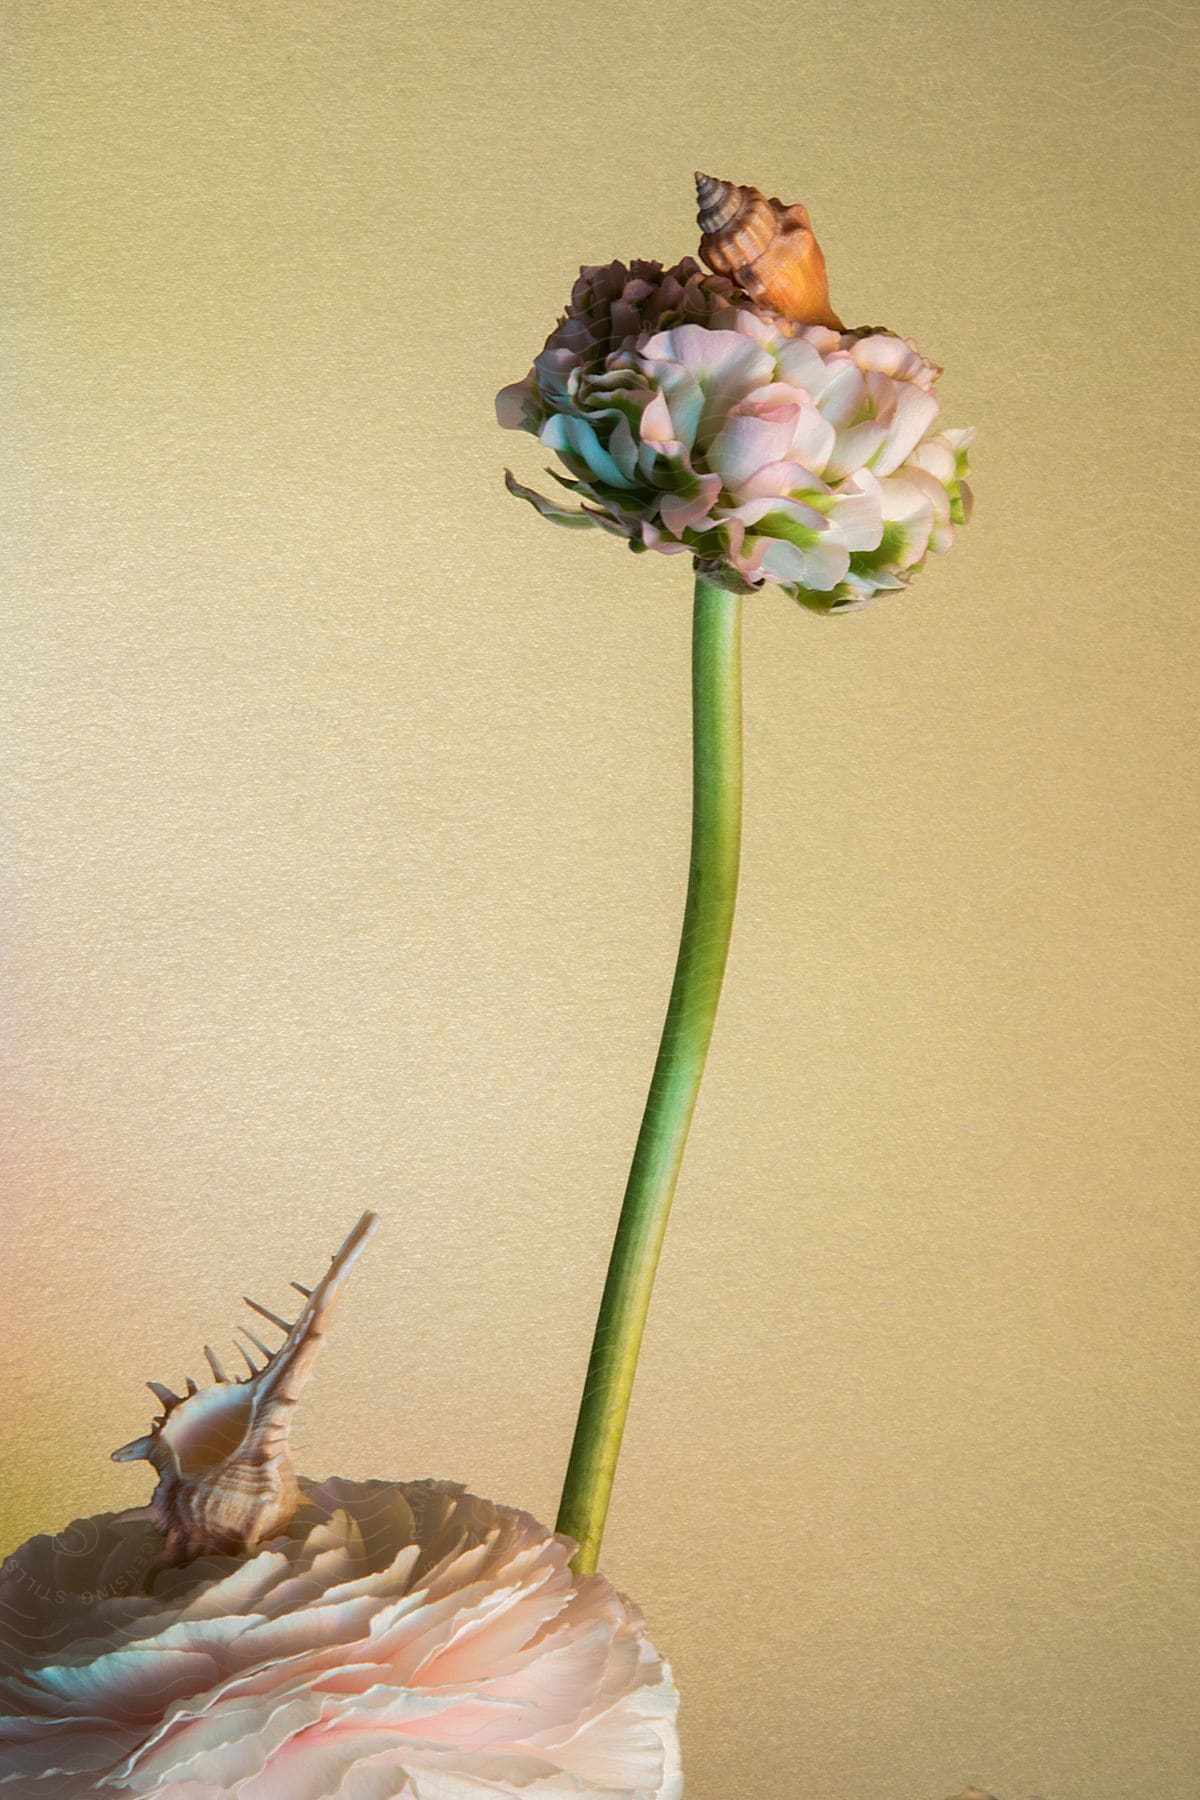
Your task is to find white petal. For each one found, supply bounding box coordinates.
[785,402,836,476]
[706,411,800,491]
[735,459,827,501]
[814,363,865,427]
[639,324,771,386]
[904,433,956,485]
[902,465,951,526]
[756,531,850,591]
[737,380,811,409]
[868,383,941,477]
[851,332,939,387]
[728,308,787,349]
[823,470,884,551]
[824,420,886,480]
[877,474,936,567]
[720,495,824,533]
[772,335,836,397]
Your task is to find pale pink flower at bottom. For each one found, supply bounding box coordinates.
[0,1476,682,1799]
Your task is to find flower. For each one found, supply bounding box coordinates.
[497,258,974,613]
[0,1476,682,1798]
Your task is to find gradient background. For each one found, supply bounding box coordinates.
[4,3,1198,1796]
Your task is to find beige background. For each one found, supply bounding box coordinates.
[4,3,1198,1796]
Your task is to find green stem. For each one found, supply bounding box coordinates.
[556,568,743,1574]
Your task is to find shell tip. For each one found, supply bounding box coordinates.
[694,171,738,234]
[332,1209,382,1268]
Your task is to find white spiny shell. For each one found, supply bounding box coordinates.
[112,1209,379,1562]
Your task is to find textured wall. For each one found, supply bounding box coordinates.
[4,3,1198,1796]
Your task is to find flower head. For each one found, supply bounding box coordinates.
[498,258,974,613]
[0,1477,682,1797]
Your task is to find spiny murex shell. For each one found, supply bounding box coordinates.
[695,170,844,330]
[112,1209,379,1562]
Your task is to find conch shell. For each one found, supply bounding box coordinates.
[695,171,844,329]
[112,1209,380,1562]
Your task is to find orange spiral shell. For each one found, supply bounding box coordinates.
[695,172,844,330]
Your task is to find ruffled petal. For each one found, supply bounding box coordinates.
[706,410,801,492]
[904,433,956,486]
[814,363,866,428]
[541,414,638,491]
[753,532,849,590]
[850,331,941,388]
[660,475,723,537]
[814,468,885,551]
[639,390,677,448]
[734,458,825,501]
[737,385,836,475]
[772,334,836,398]
[879,473,936,565]
[868,382,941,478]
[495,373,537,430]
[723,498,849,592]
[503,470,600,531]
[824,419,888,481]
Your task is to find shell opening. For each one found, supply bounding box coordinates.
[166,1383,257,1476]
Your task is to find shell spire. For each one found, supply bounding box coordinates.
[112,1210,381,1563]
[694,170,844,330]
[694,171,741,236]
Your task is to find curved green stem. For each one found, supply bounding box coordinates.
[556,569,743,1574]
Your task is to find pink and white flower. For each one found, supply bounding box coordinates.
[0,1477,682,1797]
[498,258,974,614]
